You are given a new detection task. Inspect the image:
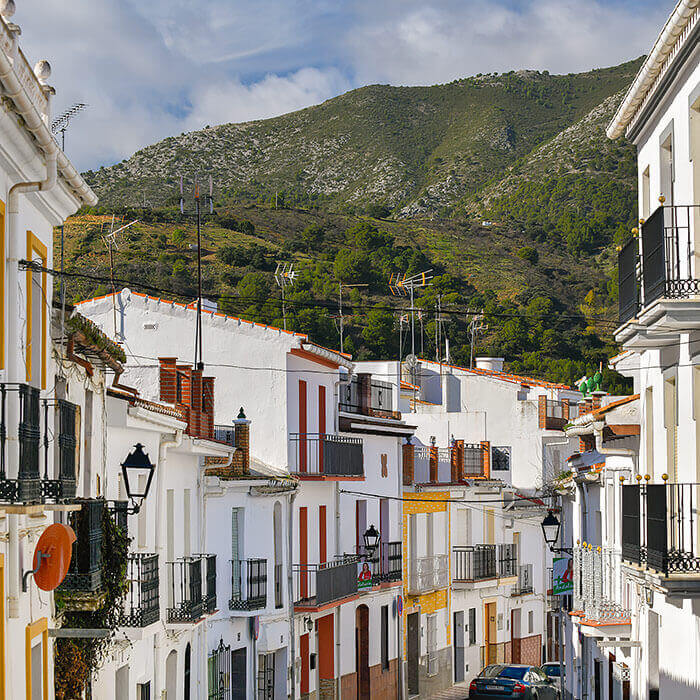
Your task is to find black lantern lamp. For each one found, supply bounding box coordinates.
[363,524,380,558]
[121,443,156,514]
[541,509,572,554]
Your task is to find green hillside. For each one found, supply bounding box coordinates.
[64,59,642,391]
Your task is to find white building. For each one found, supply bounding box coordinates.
[600,0,700,697]
[0,2,97,696]
[362,357,576,694]
[77,289,414,699]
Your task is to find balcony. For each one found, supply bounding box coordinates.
[60,499,105,594]
[229,558,267,611]
[404,441,489,485]
[618,204,700,324]
[0,384,78,504]
[293,556,358,609]
[538,397,578,431]
[622,482,700,576]
[407,554,449,594]
[513,564,534,595]
[289,433,363,478]
[339,375,400,420]
[356,541,402,586]
[573,545,630,634]
[121,553,160,627]
[213,424,237,446]
[167,554,216,623]
[452,544,517,584]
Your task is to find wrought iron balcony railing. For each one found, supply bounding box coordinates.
[213,424,237,447]
[356,541,402,586]
[60,499,105,593]
[573,545,630,624]
[618,204,700,323]
[403,441,489,485]
[339,376,399,419]
[121,553,160,627]
[514,563,534,595]
[0,384,78,504]
[289,433,363,477]
[622,482,700,575]
[407,554,449,594]
[167,554,217,623]
[453,544,517,582]
[229,558,267,611]
[293,556,358,607]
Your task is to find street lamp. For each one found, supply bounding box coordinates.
[362,525,380,558]
[541,510,572,555]
[121,443,155,514]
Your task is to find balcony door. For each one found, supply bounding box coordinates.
[298,380,307,472]
[231,648,247,700]
[318,385,326,473]
[406,612,420,695]
[355,605,370,699]
[511,608,521,663]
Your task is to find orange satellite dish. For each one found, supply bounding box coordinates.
[32,523,77,592]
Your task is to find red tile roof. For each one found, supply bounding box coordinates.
[418,358,571,390]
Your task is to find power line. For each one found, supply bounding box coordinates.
[20,260,621,329]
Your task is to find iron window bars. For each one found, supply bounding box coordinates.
[121,553,160,627]
[229,558,267,611]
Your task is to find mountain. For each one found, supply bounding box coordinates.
[65,59,642,391]
[84,59,642,221]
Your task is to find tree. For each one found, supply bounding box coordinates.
[361,305,396,357]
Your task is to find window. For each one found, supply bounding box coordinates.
[528,610,534,635]
[642,166,651,218]
[25,617,48,700]
[381,605,389,670]
[25,232,47,389]
[492,446,511,471]
[468,608,476,645]
[82,389,93,498]
[137,681,151,700]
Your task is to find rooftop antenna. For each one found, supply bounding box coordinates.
[51,102,87,342]
[101,216,139,339]
[179,174,214,370]
[337,282,368,354]
[51,103,87,152]
[274,262,297,331]
[468,311,486,369]
[389,269,433,359]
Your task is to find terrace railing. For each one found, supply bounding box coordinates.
[121,553,160,627]
[289,433,363,477]
[229,558,267,611]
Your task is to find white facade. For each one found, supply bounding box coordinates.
[0,4,96,697]
[603,1,700,698]
[77,290,412,698]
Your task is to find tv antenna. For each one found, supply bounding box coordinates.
[51,103,87,152]
[101,215,139,339]
[389,269,433,358]
[274,262,297,331]
[468,311,487,369]
[337,282,368,354]
[179,174,214,370]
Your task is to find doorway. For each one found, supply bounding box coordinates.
[453,611,465,683]
[231,648,247,700]
[355,605,370,699]
[407,612,420,696]
[484,602,497,665]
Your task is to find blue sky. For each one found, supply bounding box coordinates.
[15,0,676,171]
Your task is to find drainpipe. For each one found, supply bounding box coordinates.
[579,481,589,700]
[593,424,636,457]
[287,487,298,700]
[152,429,183,698]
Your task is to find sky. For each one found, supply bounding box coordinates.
[14,0,676,172]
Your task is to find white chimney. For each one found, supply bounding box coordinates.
[475,357,504,372]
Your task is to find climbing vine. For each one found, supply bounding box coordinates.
[54,506,130,700]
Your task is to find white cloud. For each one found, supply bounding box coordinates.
[9,0,675,172]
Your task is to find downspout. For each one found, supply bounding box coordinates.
[152,429,183,699]
[594,423,636,457]
[287,487,298,700]
[579,480,589,700]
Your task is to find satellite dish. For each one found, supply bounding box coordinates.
[32,523,76,592]
[405,354,418,369]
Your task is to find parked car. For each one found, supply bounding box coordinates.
[541,661,564,681]
[469,664,560,699]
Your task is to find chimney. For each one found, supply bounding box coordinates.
[232,407,251,476]
[591,390,606,411]
[158,357,178,404]
[475,357,505,373]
